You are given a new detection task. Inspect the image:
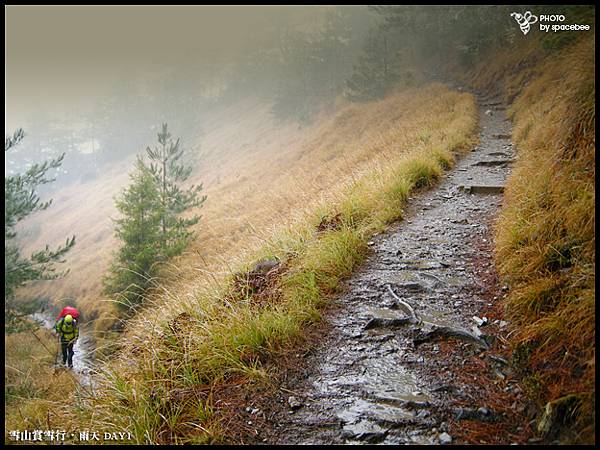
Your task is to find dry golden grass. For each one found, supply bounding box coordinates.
[17,84,472,337]
[9,83,477,444]
[4,329,81,435]
[469,34,595,443]
[16,97,341,332]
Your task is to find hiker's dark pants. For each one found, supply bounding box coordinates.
[61,339,75,367]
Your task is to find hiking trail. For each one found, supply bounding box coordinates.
[250,89,527,444]
[31,312,96,389]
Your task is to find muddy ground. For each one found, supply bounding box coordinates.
[223,91,551,445]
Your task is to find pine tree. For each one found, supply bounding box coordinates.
[145,123,206,258]
[5,128,76,332]
[104,124,206,311]
[103,157,162,309]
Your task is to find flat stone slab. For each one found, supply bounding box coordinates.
[472,159,514,167]
[459,185,505,194]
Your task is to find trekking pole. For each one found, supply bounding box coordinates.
[30,330,59,367]
[55,335,60,367]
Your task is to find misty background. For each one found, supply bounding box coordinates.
[5,5,376,189]
[7,5,588,190]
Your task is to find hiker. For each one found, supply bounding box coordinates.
[55,313,79,368]
[56,305,80,322]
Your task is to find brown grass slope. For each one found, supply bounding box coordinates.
[8,84,477,444]
[466,33,595,443]
[16,97,349,332]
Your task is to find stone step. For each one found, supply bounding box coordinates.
[459,185,505,194]
[472,159,515,167]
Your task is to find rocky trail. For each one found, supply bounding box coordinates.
[240,91,535,445]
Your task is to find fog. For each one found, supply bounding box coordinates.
[6,6,346,122]
[7,5,549,189]
[6,5,377,190]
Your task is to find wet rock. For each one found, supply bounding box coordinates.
[403,400,432,410]
[364,317,411,330]
[395,281,428,292]
[439,432,453,444]
[471,325,483,338]
[288,396,302,410]
[474,185,506,194]
[342,421,388,443]
[414,325,490,349]
[267,95,517,444]
[367,333,395,343]
[431,384,464,397]
[472,316,488,327]
[477,407,491,417]
[416,409,431,419]
[472,159,514,167]
[250,258,280,273]
[454,407,497,422]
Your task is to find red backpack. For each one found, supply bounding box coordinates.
[56,306,80,321]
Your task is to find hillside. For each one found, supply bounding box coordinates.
[19,85,468,335]
[6,6,594,447]
[7,82,479,442]
[17,97,340,331]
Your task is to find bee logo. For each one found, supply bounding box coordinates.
[511,11,538,35]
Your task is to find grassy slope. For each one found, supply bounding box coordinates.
[15,98,314,333]
[465,34,595,443]
[16,83,476,444]
[5,330,80,433]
